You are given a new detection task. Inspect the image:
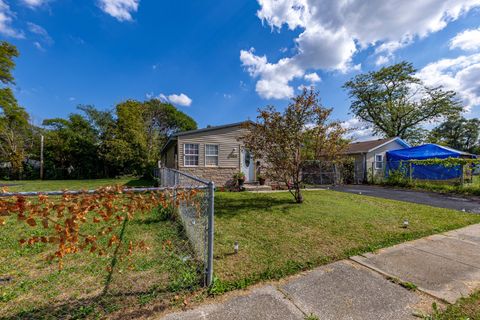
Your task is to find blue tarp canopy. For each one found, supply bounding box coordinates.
[386,144,473,180]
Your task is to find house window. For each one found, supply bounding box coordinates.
[205,144,219,166]
[184,144,199,166]
[375,154,384,170]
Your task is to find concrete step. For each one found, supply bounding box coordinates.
[243,184,272,192]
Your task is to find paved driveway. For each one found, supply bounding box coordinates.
[330,185,480,213]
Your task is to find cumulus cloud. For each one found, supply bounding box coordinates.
[98,0,139,22]
[167,93,192,107]
[0,0,24,38]
[146,92,192,107]
[304,72,321,83]
[450,27,480,51]
[417,53,480,112]
[242,0,480,99]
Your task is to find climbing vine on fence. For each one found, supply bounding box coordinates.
[0,186,199,270]
[409,157,480,167]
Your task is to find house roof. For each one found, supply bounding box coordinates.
[345,137,410,154]
[160,121,252,154]
[171,121,252,138]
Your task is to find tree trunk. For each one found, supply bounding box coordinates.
[294,186,303,203]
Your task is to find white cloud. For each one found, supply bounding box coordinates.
[21,0,47,8]
[27,22,53,45]
[0,0,24,38]
[98,0,139,22]
[417,53,480,112]
[304,72,321,83]
[242,0,480,99]
[342,117,376,141]
[146,92,192,107]
[168,93,192,107]
[450,27,480,51]
[375,55,391,66]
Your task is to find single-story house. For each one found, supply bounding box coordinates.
[160,121,256,186]
[344,137,411,183]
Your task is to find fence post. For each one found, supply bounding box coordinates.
[460,164,465,186]
[371,162,374,184]
[409,162,413,183]
[206,181,215,287]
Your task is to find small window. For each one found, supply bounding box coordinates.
[375,154,384,170]
[205,144,219,166]
[184,144,199,166]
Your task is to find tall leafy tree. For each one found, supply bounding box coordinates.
[0,41,32,177]
[343,62,462,142]
[428,116,480,153]
[43,113,100,178]
[241,89,347,203]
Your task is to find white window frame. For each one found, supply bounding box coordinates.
[375,153,384,170]
[205,144,219,167]
[183,143,199,167]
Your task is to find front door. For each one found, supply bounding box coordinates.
[241,149,255,182]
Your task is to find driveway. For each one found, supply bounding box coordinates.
[330,185,480,213]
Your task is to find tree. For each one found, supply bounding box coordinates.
[241,89,347,203]
[0,42,32,177]
[43,113,101,178]
[428,116,480,153]
[343,62,462,142]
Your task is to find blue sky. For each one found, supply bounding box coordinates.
[1,0,480,139]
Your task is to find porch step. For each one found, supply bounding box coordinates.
[243,184,272,192]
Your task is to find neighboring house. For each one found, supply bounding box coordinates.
[344,137,410,183]
[160,121,256,186]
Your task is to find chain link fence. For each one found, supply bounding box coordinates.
[301,160,355,186]
[369,160,480,186]
[0,169,214,319]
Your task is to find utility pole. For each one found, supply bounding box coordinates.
[40,135,44,180]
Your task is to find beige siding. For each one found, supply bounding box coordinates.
[178,126,246,169]
[366,140,406,171]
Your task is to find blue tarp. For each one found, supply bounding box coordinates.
[386,144,469,180]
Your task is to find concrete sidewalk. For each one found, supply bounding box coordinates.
[159,224,480,320]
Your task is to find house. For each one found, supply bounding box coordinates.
[160,121,255,186]
[344,137,410,183]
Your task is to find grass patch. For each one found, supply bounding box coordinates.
[212,190,480,293]
[427,292,480,319]
[0,178,155,192]
[0,204,202,319]
[383,175,480,197]
[386,276,417,291]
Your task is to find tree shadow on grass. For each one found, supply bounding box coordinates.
[215,194,295,218]
[123,179,156,187]
[1,287,179,320]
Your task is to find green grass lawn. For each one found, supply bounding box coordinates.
[212,190,480,292]
[429,291,480,319]
[0,205,200,319]
[0,178,155,192]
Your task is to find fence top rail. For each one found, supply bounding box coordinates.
[159,167,211,185]
[0,186,208,198]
